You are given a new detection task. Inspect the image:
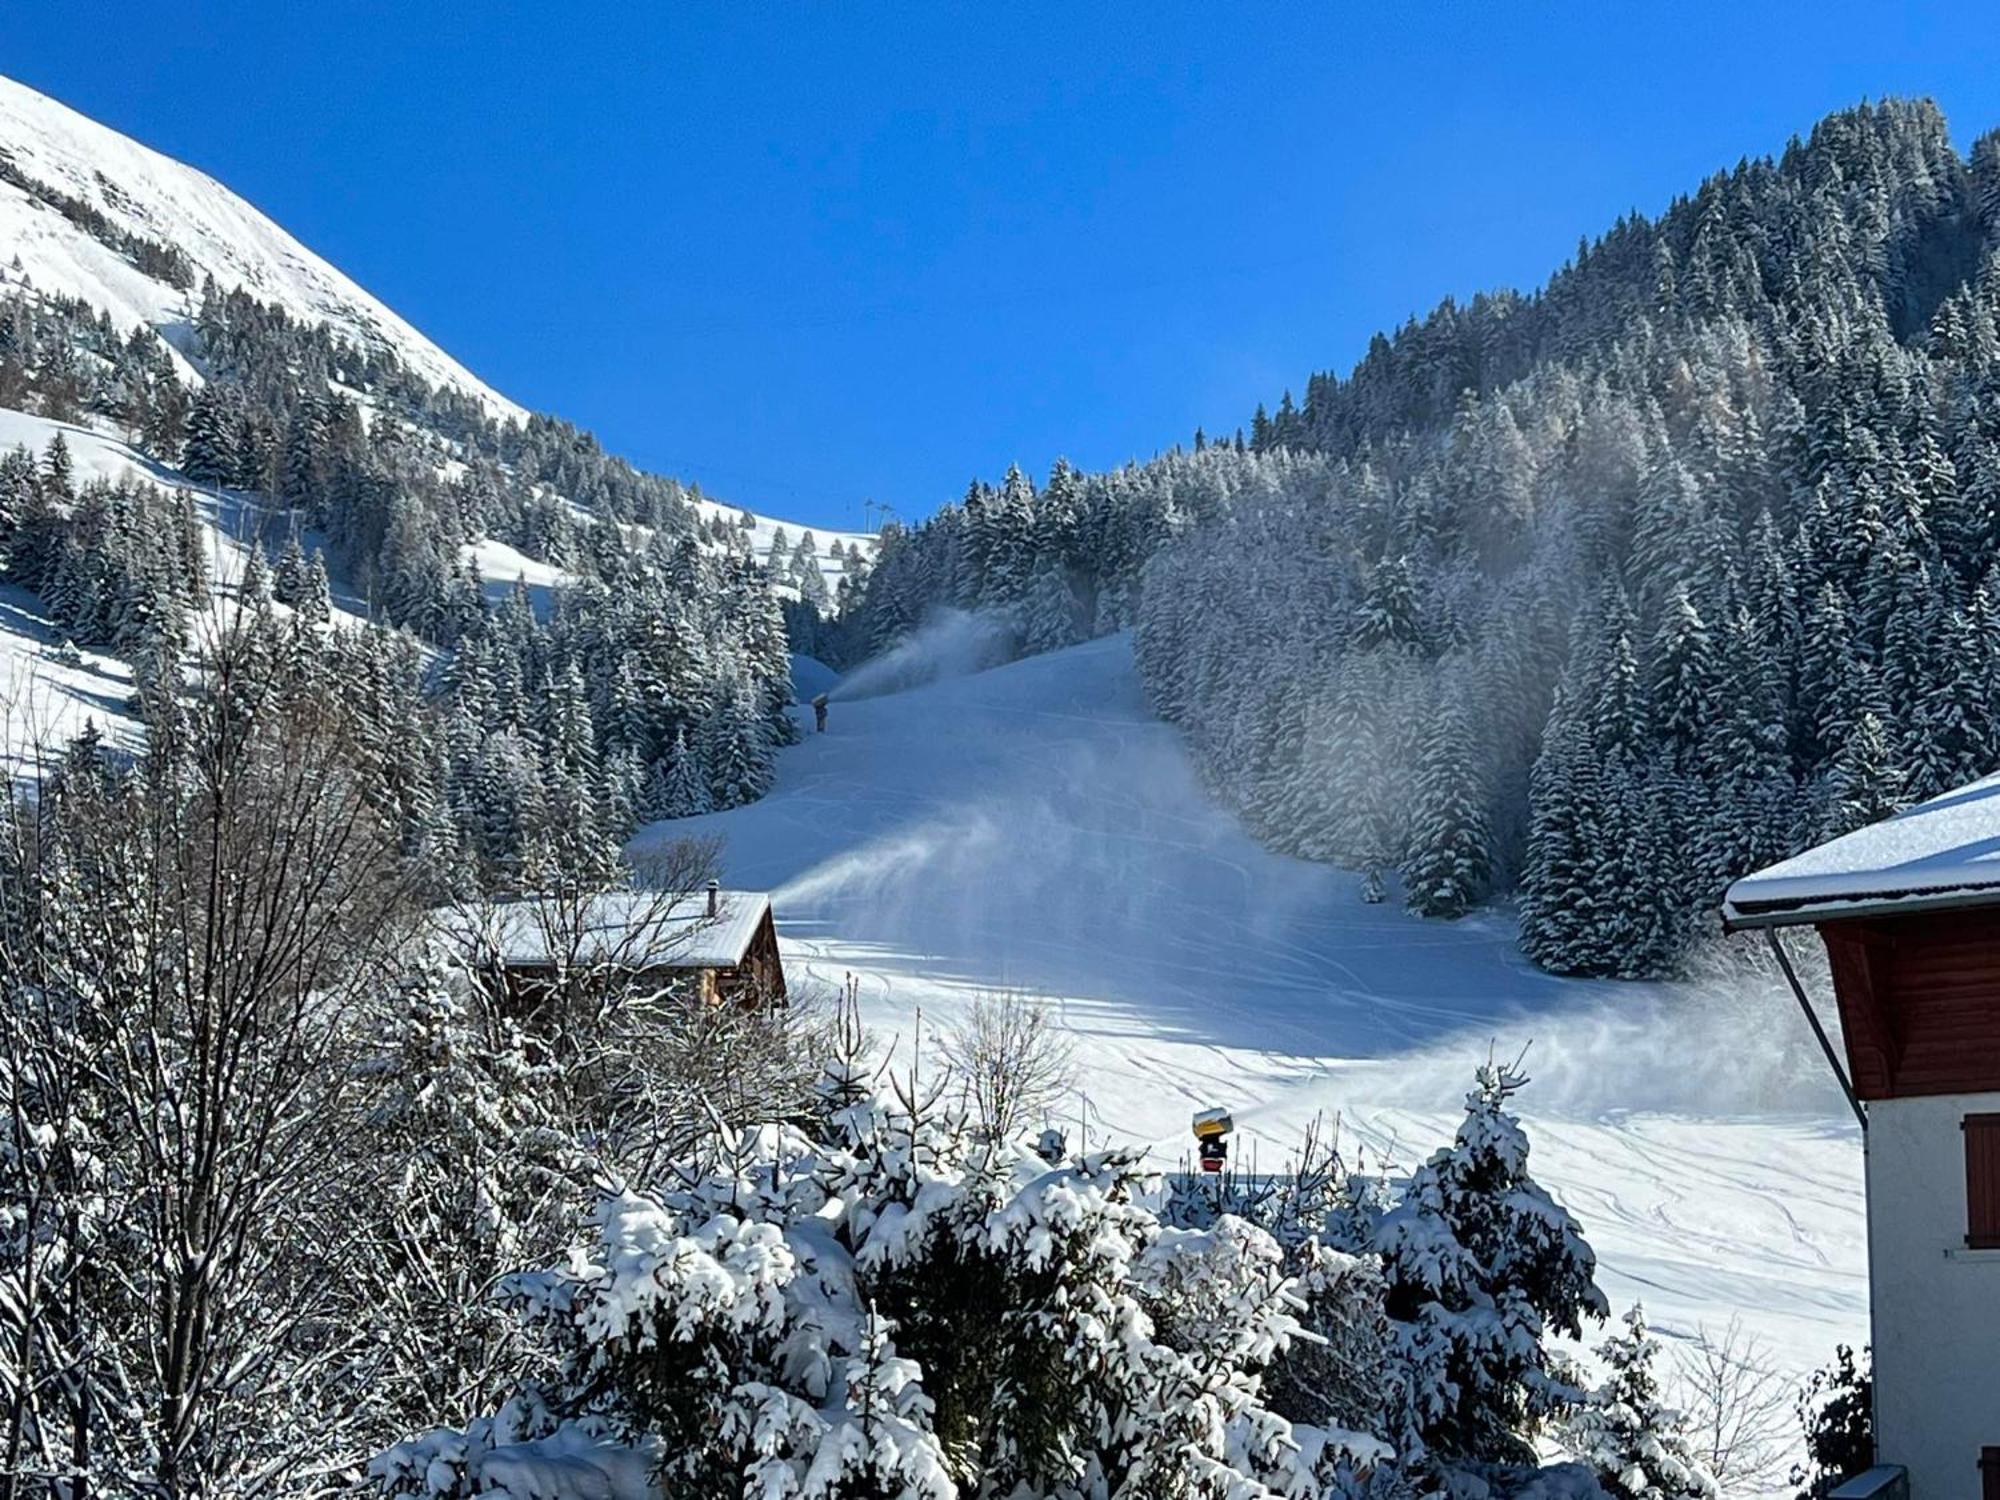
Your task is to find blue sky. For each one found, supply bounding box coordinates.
[13,3,2000,531]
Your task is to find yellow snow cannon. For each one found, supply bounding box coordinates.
[1192,1107,1231,1173]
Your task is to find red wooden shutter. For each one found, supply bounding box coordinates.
[1964,1115,2000,1249]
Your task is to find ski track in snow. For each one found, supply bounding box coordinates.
[633,632,1868,1387]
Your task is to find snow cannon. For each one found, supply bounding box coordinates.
[1192,1108,1232,1174]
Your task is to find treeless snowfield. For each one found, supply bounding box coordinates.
[636,631,1868,1387]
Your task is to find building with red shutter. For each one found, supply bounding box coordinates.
[1725,773,2000,1500]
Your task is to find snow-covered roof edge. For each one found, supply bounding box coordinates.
[438,889,773,971]
[1721,771,2000,928]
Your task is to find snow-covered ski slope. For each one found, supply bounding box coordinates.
[636,632,1867,1383]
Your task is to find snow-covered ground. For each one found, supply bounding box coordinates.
[635,632,1868,1387]
[464,534,569,613]
[692,496,876,597]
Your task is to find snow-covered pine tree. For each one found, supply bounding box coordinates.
[272,528,308,607]
[793,546,832,609]
[1821,710,1907,837]
[598,743,644,839]
[1019,555,1080,654]
[182,380,239,487]
[784,1307,955,1498]
[698,676,772,811]
[1648,583,1715,768]
[1565,1305,1718,1500]
[658,726,713,818]
[1373,1061,1609,1471]
[1350,554,1423,651]
[239,540,269,602]
[281,395,327,512]
[725,552,798,747]
[41,430,73,500]
[1402,688,1493,918]
[978,465,1037,608]
[301,548,333,624]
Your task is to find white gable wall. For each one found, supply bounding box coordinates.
[1867,1090,2000,1497]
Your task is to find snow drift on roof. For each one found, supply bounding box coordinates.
[1723,771,2000,926]
[450,890,771,971]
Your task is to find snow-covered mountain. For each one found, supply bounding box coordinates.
[0,71,869,583]
[0,74,522,420]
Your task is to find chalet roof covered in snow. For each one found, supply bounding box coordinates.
[452,889,773,971]
[1722,772,2000,927]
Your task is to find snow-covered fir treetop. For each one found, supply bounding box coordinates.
[1723,768,2000,926]
[0,74,523,419]
[444,888,774,970]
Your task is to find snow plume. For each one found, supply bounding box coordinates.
[773,806,1009,914]
[1340,942,1847,1121]
[766,701,1340,1016]
[829,608,1018,702]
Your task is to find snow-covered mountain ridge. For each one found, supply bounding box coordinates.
[0,74,521,421]
[0,72,872,573]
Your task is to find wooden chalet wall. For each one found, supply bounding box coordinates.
[1819,908,2000,1099]
[716,907,786,1005]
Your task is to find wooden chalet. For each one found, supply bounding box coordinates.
[452,881,787,1009]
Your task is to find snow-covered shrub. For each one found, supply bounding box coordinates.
[1163,1115,1397,1449]
[937,988,1076,1141]
[1564,1306,1717,1500]
[378,1064,1392,1499]
[1264,1240,1396,1451]
[1167,1071,1606,1490]
[375,1046,1617,1500]
[1790,1345,1871,1499]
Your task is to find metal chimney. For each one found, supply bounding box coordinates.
[706,879,720,918]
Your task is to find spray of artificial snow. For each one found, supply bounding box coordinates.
[1329,945,1844,1123]
[829,609,1020,703]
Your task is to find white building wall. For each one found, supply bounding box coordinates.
[1867,1089,2000,1499]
